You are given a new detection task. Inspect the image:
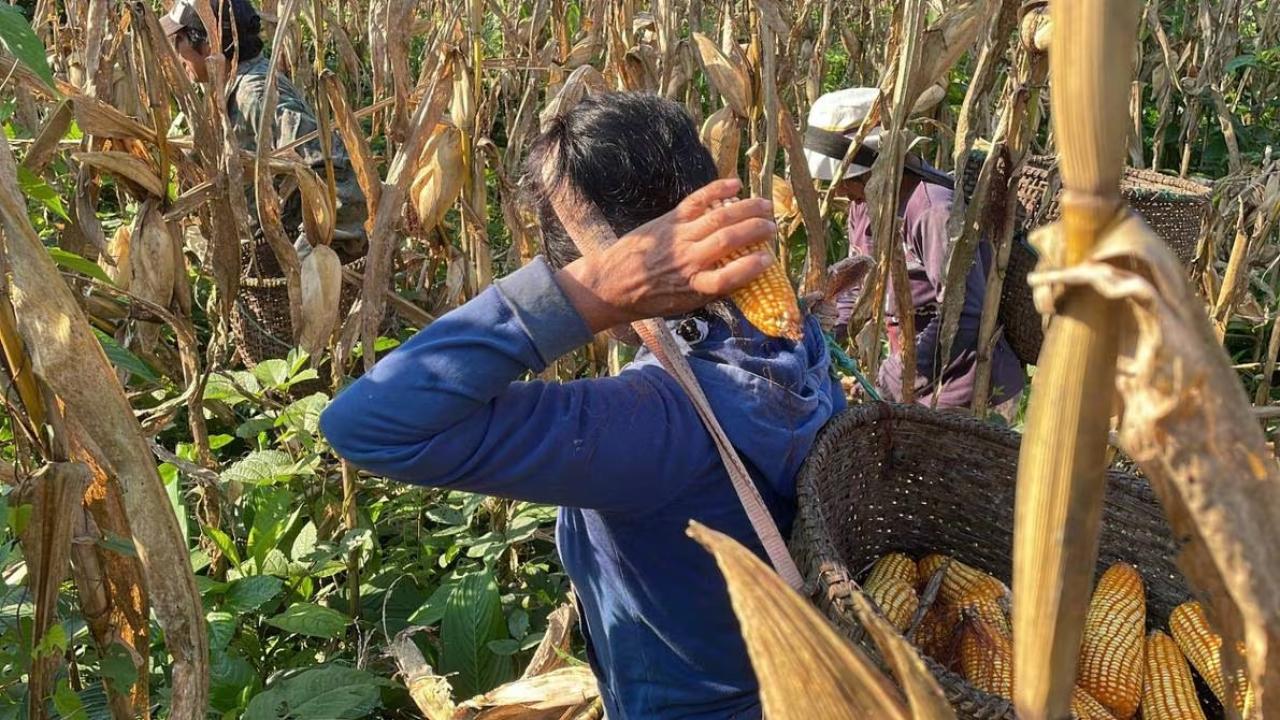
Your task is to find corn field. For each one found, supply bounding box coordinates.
[0,0,1278,718]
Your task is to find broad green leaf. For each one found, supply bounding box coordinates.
[204,374,248,404]
[33,623,68,658]
[210,648,259,713]
[266,602,349,639]
[52,679,86,720]
[507,609,529,640]
[161,463,189,544]
[259,548,290,577]
[0,5,54,89]
[425,505,466,526]
[407,582,455,627]
[203,526,242,567]
[440,570,513,698]
[207,611,237,652]
[222,450,298,485]
[19,166,68,220]
[290,521,317,561]
[1226,54,1257,73]
[277,393,328,436]
[48,248,109,285]
[486,638,521,656]
[251,359,292,389]
[242,665,388,720]
[223,575,283,613]
[99,642,139,691]
[93,329,159,382]
[248,487,294,571]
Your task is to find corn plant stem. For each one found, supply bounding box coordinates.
[1012,0,1140,715]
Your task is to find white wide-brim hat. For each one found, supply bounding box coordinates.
[803,87,880,181]
[803,86,953,188]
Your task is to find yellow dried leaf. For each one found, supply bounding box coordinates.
[691,33,753,118]
[688,521,910,720]
[73,151,165,198]
[412,123,465,232]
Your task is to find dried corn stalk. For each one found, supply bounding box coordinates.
[1011,1,1141,717]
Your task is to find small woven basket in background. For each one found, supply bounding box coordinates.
[961,151,1212,365]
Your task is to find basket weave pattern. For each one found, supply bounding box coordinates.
[790,403,1215,720]
[961,151,1212,365]
[232,237,364,367]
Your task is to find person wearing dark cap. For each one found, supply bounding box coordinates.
[804,87,1025,415]
[161,0,368,349]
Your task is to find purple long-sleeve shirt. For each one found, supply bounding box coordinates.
[836,178,1024,407]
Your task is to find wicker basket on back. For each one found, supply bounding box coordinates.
[960,151,1212,365]
[233,237,365,368]
[790,403,1221,720]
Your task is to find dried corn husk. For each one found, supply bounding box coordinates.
[128,202,178,352]
[129,202,177,310]
[74,150,165,198]
[700,106,741,180]
[293,166,335,248]
[459,667,598,712]
[101,225,133,290]
[540,65,607,130]
[688,522,910,720]
[298,244,343,358]
[771,175,798,224]
[411,123,465,233]
[691,33,753,118]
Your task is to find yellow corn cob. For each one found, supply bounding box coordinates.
[914,602,962,669]
[1140,631,1207,720]
[1169,601,1255,715]
[958,595,1011,638]
[959,610,1013,700]
[722,242,802,341]
[1071,686,1118,720]
[918,554,1009,605]
[1077,563,1145,719]
[866,577,920,633]
[866,553,919,591]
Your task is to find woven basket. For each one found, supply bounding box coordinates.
[960,151,1213,365]
[233,238,365,368]
[790,403,1222,720]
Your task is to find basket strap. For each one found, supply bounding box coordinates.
[547,187,805,591]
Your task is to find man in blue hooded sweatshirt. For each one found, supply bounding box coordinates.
[320,93,845,719]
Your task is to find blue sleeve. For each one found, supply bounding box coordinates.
[319,257,717,513]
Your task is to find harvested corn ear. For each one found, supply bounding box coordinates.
[918,554,1009,605]
[1140,631,1206,720]
[1077,563,1145,719]
[1169,601,1255,715]
[957,595,1011,638]
[711,198,802,341]
[914,602,962,669]
[865,577,919,633]
[1070,686,1118,720]
[959,608,1013,700]
[866,553,919,591]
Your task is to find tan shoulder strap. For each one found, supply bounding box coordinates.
[546,187,804,590]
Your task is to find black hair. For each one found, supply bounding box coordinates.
[523,92,719,269]
[184,0,264,62]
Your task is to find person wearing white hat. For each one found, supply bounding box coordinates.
[804,88,1025,413]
